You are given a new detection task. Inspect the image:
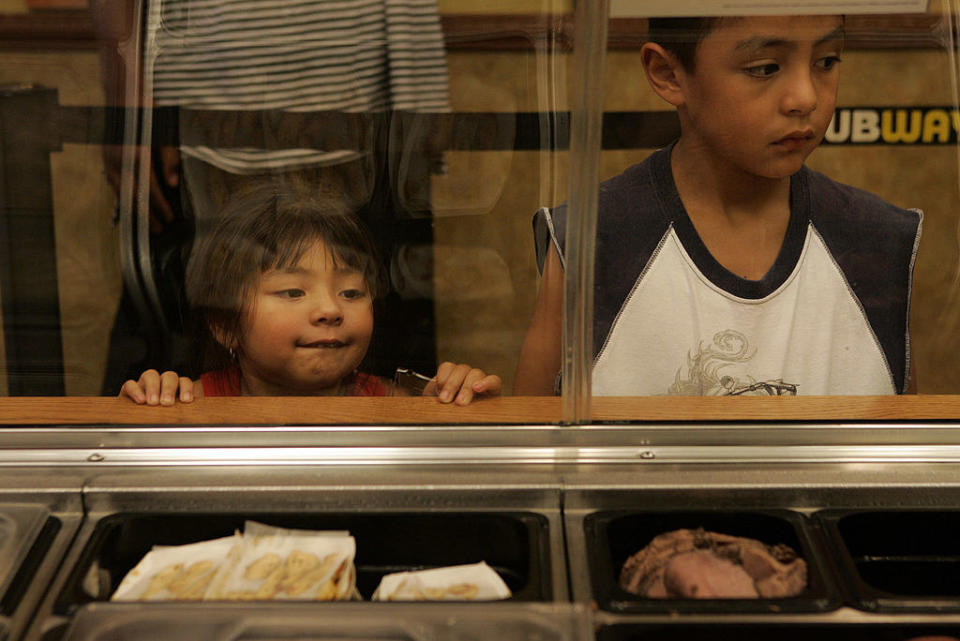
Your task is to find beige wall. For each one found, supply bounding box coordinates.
[439,0,571,13]
[0,0,27,13]
[432,50,571,393]
[0,51,120,396]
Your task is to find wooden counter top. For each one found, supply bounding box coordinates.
[1,395,959,426]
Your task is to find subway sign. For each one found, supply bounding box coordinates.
[825,107,960,145]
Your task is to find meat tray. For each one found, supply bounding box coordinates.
[596,622,960,640]
[584,509,839,614]
[53,511,551,613]
[817,509,960,612]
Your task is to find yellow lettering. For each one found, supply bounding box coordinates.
[881,109,922,143]
[923,109,951,143]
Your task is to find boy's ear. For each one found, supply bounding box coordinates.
[640,42,687,107]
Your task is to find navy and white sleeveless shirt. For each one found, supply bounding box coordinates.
[535,145,922,396]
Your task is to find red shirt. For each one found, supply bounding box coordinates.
[201,365,393,397]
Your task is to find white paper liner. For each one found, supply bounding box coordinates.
[206,526,357,601]
[110,534,240,601]
[110,522,359,602]
[372,561,511,601]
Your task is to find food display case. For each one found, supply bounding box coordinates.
[0,414,953,640]
[2,0,960,640]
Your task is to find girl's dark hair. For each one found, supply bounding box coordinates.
[185,179,385,371]
[646,17,722,72]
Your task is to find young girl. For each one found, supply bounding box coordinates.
[120,182,500,405]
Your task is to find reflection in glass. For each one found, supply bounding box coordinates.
[5,2,959,410]
[518,9,960,399]
[0,0,571,405]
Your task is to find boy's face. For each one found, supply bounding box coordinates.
[674,15,843,180]
[237,241,374,395]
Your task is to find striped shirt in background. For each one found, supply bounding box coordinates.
[148,0,451,174]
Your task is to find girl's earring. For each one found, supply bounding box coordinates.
[228,347,237,361]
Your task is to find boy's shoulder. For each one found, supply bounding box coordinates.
[545,148,672,238]
[597,150,672,222]
[536,151,671,274]
[802,166,922,236]
[800,168,921,303]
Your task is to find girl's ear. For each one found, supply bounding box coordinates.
[640,42,687,108]
[209,321,238,353]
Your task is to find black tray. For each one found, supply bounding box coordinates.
[597,622,960,640]
[54,511,551,613]
[817,509,960,612]
[584,509,839,614]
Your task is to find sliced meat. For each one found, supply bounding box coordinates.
[618,528,807,599]
[619,528,698,595]
[662,550,758,598]
[740,542,806,598]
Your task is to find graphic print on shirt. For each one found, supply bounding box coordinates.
[667,330,799,396]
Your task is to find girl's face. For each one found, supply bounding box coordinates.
[232,239,374,395]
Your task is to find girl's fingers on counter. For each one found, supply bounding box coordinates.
[438,363,470,404]
[118,379,147,404]
[159,371,181,406]
[471,374,502,398]
[118,370,191,406]
[179,377,195,403]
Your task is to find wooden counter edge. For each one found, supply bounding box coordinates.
[0,395,958,425]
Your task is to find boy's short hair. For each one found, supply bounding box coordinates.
[185,179,386,370]
[646,17,722,72]
[647,16,845,72]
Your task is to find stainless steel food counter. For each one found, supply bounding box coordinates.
[2,420,960,640]
[0,471,84,641]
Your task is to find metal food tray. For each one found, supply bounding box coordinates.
[55,510,552,611]
[0,504,50,612]
[60,602,593,641]
[583,508,840,614]
[817,509,960,613]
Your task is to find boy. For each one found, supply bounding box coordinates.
[515,15,921,396]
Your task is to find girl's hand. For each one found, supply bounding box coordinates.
[424,362,502,405]
[119,369,195,405]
